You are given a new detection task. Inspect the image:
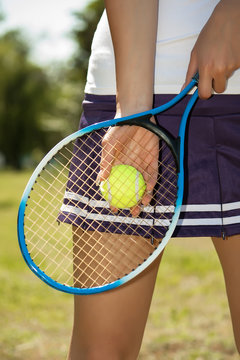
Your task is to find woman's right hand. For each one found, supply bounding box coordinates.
[97,119,159,217]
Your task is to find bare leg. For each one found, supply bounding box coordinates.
[212,234,240,354]
[67,229,163,360]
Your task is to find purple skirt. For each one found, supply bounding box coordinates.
[59,93,240,238]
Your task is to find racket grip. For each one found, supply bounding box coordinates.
[193,72,199,83]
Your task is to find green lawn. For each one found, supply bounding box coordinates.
[0,170,238,359]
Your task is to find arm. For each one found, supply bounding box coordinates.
[185,0,240,99]
[104,0,159,115]
[98,1,159,215]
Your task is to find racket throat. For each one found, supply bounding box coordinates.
[119,114,181,171]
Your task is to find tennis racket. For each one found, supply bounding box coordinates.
[17,73,199,294]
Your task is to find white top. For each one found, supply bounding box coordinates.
[85,0,240,95]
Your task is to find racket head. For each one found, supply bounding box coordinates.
[17,85,199,295]
[17,125,180,294]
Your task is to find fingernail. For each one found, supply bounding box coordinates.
[96,171,102,186]
[146,184,153,192]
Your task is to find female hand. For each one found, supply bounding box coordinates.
[98,119,159,217]
[184,0,240,99]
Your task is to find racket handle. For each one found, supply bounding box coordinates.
[193,72,199,83]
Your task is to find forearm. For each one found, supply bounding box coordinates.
[104,0,159,115]
[216,0,240,17]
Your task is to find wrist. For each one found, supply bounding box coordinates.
[116,94,153,117]
[116,103,153,118]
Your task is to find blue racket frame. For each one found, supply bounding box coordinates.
[17,75,199,294]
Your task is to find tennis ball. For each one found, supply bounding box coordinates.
[100,164,146,209]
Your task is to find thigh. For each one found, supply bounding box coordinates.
[69,229,163,359]
[212,235,240,352]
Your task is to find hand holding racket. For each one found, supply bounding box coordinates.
[17,73,199,294]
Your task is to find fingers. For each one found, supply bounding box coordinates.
[184,51,214,99]
[197,71,213,99]
[184,58,228,99]
[184,33,231,99]
[130,166,158,217]
[98,125,159,216]
[197,70,228,99]
[97,128,118,183]
[212,71,228,93]
[140,157,158,205]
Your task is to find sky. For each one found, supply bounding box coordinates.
[0,0,90,65]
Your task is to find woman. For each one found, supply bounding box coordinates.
[67,0,240,358]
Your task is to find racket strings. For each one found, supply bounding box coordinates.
[28,173,173,286]
[65,135,174,248]
[71,230,152,287]
[24,126,178,289]
[68,127,176,218]
[68,216,155,287]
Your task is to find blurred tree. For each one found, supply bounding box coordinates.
[50,0,105,137]
[0,30,53,169]
[0,12,5,23]
[39,1,105,141]
[0,1,105,169]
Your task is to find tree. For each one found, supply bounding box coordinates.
[0,30,52,169]
[0,1,105,169]
[50,0,105,138]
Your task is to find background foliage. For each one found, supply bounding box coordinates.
[0,0,104,169]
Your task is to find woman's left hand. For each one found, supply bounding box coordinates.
[184,0,240,99]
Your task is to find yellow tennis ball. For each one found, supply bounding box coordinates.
[100,164,146,209]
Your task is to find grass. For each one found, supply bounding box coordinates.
[0,170,72,360]
[0,170,238,359]
[140,240,238,359]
